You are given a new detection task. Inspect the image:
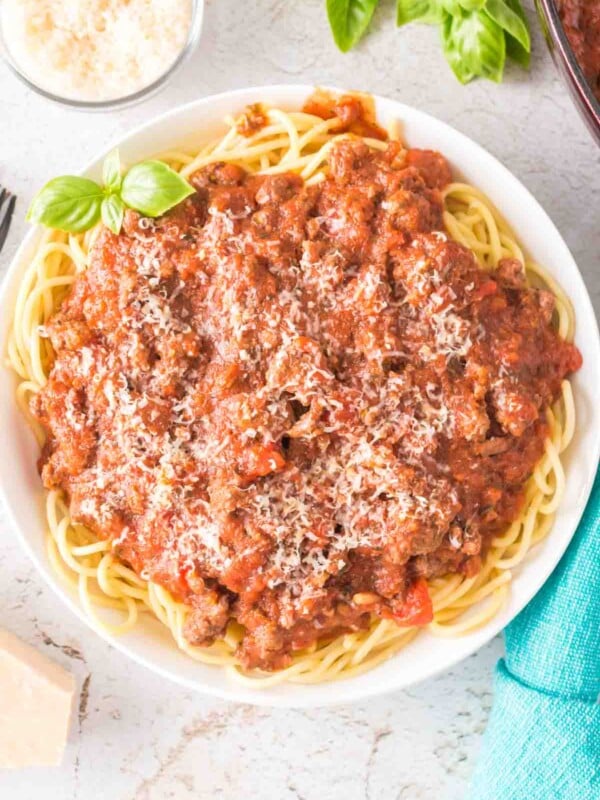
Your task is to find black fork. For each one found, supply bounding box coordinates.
[0,187,16,254]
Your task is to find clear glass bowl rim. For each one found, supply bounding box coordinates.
[0,0,204,112]
[535,0,600,143]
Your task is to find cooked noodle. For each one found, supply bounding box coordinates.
[6,104,575,686]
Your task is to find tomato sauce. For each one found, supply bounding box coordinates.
[303,89,389,140]
[558,0,600,101]
[32,133,581,670]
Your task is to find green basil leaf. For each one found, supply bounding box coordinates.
[441,12,476,83]
[27,176,103,233]
[397,0,443,25]
[502,0,531,67]
[121,161,195,217]
[441,8,505,84]
[327,0,380,52]
[101,194,125,235]
[103,149,122,193]
[441,0,463,14]
[505,33,530,68]
[484,0,529,51]
[458,0,486,9]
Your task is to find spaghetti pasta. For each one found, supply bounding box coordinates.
[6,101,577,686]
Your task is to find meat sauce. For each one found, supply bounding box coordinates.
[557,0,600,102]
[33,110,581,670]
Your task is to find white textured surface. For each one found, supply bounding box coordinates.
[0,1,598,797]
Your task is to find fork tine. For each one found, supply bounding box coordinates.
[0,192,15,224]
[0,192,16,253]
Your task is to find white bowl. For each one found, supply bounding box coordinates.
[1,85,598,708]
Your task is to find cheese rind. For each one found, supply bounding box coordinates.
[0,629,76,768]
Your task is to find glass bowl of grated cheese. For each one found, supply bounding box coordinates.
[0,0,204,110]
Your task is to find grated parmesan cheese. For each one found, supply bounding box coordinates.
[1,0,194,102]
[33,136,578,668]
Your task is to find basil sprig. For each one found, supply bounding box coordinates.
[326,0,531,84]
[27,150,194,235]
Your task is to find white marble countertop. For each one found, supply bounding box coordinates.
[0,2,598,798]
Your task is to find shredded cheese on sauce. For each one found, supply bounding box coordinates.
[54,212,466,606]
[25,117,584,673]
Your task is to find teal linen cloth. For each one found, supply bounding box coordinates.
[468,468,600,799]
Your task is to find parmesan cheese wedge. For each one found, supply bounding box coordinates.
[0,629,76,768]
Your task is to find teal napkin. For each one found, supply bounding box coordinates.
[468,468,600,799]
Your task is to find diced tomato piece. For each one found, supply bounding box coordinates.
[393,578,433,627]
[244,443,286,479]
[471,279,498,301]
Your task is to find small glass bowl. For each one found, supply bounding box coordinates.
[535,0,600,145]
[0,0,204,112]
